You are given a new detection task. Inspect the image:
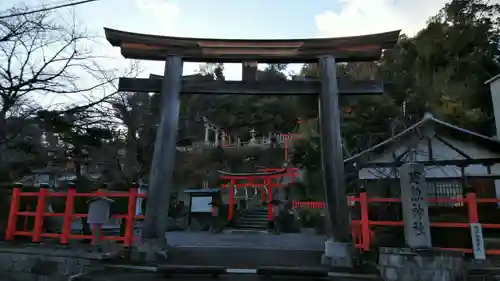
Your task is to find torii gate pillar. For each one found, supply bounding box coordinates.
[319,56,352,266]
[143,55,183,250]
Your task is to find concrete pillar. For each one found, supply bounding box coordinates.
[204,125,209,143]
[318,56,352,266]
[486,78,500,205]
[214,130,220,146]
[136,185,146,215]
[143,56,183,247]
[221,131,227,146]
[242,61,258,81]
[487,77,500,139]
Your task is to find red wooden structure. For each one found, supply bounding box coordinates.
[220,168,300,221]
[293,191,500,256]
[5,185,145,247]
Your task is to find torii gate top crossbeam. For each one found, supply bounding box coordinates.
[104,28,401,63]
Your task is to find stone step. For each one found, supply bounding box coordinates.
[232,224,267,230]
[234,220,268,226]
[223,229,268,234]
[243,213,268,218]
[236,217,268,223]
[238,212,268,217]
[246,209,268,213]
[166,247,325,268]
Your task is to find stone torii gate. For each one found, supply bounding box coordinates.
[104,28,400,264]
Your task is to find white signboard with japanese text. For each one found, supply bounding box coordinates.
[470,223,486,260]
[190,196,212,213]
[400,163,432,248]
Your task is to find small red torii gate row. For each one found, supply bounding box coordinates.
[219,168,299,221]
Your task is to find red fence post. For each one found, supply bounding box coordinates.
[228,181,235,221]
[60,187,76,244]
[359,192,371,251]
[282,134,289,161]
[32,187,48,242]
[6,186,21,240]
[467,192,479,223]
[124,186,138,247]
[267,184,273,221]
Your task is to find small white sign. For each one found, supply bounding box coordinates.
[191,196,212,213]
[470,223,486,260]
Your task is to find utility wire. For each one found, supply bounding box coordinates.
[0,0,99,20]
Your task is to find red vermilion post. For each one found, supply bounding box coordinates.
[280,133,293,162]
[267,180,273,221]
[467,192,479,223]
[6,187,21,240]
[359,192,371,251]
[228,180,235,221]
[124,187,138,247]
[60,187,76,244]
[32,187,48,242]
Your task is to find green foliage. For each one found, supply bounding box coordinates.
[381,0,500,133]
[289,0,500,176]
[297,208,323,229]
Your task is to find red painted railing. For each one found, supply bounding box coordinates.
[293,192,500,255]
[292,200,325,209]
[6,185,146,247]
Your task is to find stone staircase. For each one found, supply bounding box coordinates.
[233,207,269,230]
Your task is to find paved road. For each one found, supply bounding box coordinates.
[75,269,378,281]
[166,231,325,250]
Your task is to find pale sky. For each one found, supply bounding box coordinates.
[2,0,459,105]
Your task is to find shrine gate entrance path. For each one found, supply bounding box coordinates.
[104,28,400,247]
[166,231,324,251]
[164,231,325,268]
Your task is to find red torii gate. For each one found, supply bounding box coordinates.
[219,168,299,221]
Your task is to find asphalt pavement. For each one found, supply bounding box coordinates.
[73,269,379,281]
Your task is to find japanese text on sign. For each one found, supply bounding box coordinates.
[470,223,486,260]
[400,163,431,248]
[409,171,425,236]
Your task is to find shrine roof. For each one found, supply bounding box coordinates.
[183,188,220,194]
[217,168,289,178]
[104,28,401,63]
[345,113,500,164]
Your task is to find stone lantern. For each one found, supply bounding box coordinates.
[87,192,114,248]
[249,128,257,144]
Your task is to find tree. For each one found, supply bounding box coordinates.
[37,108,114,185]
[381,0,500,134]
[109,92,160,183]
[196,63,225,81]
[0,5,116,173]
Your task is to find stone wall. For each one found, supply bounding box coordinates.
[0,244,116,281]
[378,247,464,281]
